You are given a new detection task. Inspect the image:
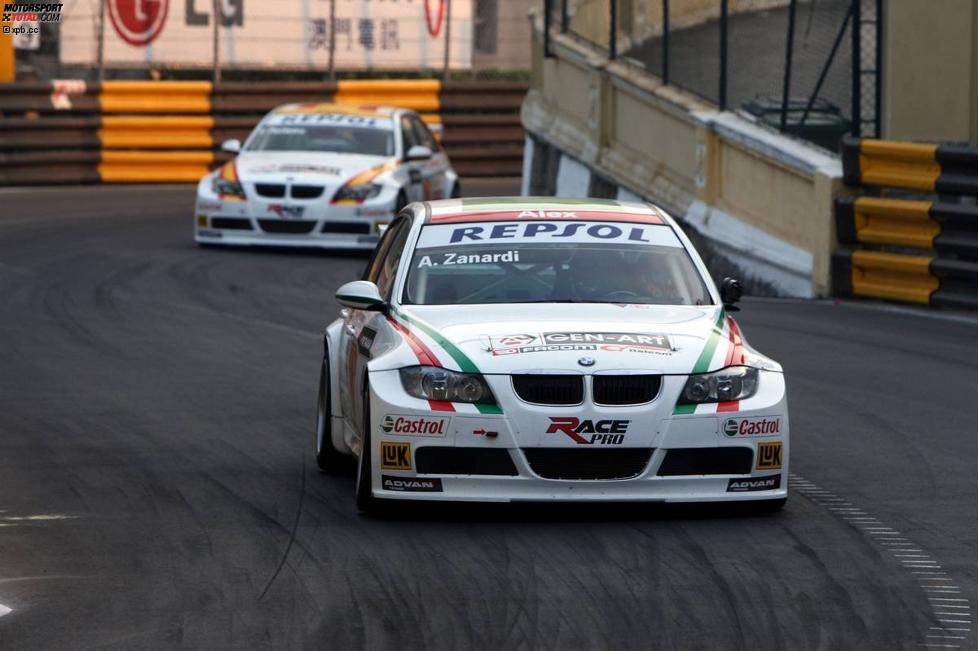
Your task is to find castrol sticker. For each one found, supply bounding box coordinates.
[722,416,782,438]
[381,414,449,437]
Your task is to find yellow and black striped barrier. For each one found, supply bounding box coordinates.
[0,79,527,185]
[833,176,978,310]
[833,249,978,310]
[841,136,978,195]
[835,196,978,256]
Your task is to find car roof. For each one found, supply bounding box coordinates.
[271,103,403,118]
[420,197,666,226]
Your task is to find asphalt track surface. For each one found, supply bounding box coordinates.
[0,184,976,651]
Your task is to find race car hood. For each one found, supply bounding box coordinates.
[232,151,393,185]
[389,303,767,375]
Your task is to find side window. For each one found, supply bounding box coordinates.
[363,219,404,282]
[411,116,439,151]
[400,116,420,156]
[375,221,412,300]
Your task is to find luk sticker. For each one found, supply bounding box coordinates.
[756,442,782,470]
[381,442,411,470]
[382,475,443,492]
[490,332,673,356]
[727,475,781,492]
[547,417,629,445]
[381,415,448,437]
[722,416,782,438]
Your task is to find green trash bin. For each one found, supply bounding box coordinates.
[743,96,852,153]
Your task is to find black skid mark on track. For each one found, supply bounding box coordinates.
[258,458,308,601]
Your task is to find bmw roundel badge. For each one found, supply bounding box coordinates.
[578,357,596,367]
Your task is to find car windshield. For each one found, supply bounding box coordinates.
[246,124,394,157]
[403,220,713,306]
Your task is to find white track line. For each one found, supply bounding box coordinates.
[0,604,10,618]
[793,474,972,648]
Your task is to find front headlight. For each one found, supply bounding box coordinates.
[399,366,497,404]
[678,366,759,404]
[332,183,383,204]
[212,177,245,199]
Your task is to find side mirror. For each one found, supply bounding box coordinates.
[336,280,386,312]
[221,139,241,153]
[405,145,433,161]
[720,277,742,312]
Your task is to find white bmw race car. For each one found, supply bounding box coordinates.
[316,198,789,512]
[194,103,458,249]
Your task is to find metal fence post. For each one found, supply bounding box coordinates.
[328,0,336,80]
[719,0,728,109]
[442,0,453,81]
[874,0,882,137]
[96,0,105,81]
[799,2,853,129]
[544,0,552,58]
[212,0,221,83]
[780,0,797,131]
[662,0,669,84]
[851,0,861,137]
[609,0,617,59]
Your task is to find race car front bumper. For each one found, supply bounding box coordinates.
[193,196,395,250]
[363,369,790,503]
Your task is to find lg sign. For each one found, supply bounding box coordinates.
[108,0,169,46]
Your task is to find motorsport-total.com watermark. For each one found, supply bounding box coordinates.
[2,2,62,36]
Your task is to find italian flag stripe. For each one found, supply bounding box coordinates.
[673,308,727,416]
[386,316,454,412]
[693,308,727,374]
[390,307,503,416]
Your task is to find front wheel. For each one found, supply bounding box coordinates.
[355,388,380,513]
[315,359,346,473]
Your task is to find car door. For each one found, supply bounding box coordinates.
[400,116,426,203]
[340,217,413,442]
[410,115,450,200]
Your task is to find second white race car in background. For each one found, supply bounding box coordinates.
[194,103,459,249]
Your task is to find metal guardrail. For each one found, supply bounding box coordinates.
[0,80,527,185]
[833,137,978,309]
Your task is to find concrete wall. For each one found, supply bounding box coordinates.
[523,9,842,297]
[883,0,978,145]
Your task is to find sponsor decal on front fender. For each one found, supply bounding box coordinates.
[727,475,781,492]
[722,416,782,438]
[546,417,630,445]
[380,414,448,437]
[489,332,673,356]
[756,441,783,470]
[267,204,306,219]
[381,475,443,492]
[380,442,412,470]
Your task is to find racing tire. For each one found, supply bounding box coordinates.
[315,359,346,473]
[354,387,381,514]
